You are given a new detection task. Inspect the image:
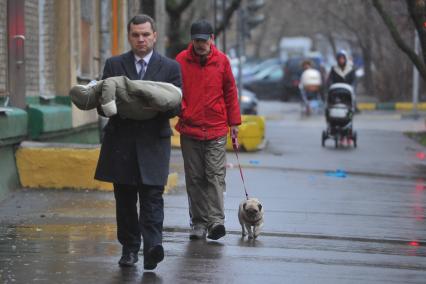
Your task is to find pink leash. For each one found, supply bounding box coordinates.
[231,129,249,200]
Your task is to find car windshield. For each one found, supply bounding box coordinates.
[243,58,281,76]
[253,64,282,80]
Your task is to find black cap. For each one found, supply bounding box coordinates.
[190,19,213,40]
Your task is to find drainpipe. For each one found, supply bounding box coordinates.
[99,0,111,73]
[38,0,46,97]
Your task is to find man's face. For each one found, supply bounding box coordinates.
[128,22,157,57]
[192,37,212,56]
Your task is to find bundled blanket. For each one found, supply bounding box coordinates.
[69,76,182,120]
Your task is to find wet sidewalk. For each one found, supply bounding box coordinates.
[1,106,426,283]
[1,168,426,284]
[1,212,425,284]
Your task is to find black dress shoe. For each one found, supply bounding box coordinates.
[144,245,164,270]
[118,252,138,267]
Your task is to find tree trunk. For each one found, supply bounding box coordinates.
[165,0,194,58]
[167,11,187,58]
[362,0,374,96]
[361,45,373,96]
[406,0,426,63]
[140,0,155,18]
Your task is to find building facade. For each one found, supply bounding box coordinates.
[0,0,169,199]
[0,0,168,127]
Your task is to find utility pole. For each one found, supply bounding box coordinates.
[100,0,111,74]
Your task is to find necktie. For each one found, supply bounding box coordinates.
[138,60,146,79]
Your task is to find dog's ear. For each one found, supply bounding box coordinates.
[258,204,262,211]
[243,202,247,211]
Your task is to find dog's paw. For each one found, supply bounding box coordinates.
[248,234,254,239]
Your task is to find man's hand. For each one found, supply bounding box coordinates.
[230,126,239,150]
[230,126,239,137]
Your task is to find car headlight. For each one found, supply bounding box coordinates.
[240,95,251,103]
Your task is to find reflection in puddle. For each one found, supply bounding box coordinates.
[0,223,121,283]
[413,179,425,222]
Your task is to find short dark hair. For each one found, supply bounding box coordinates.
[301,59,313,68]
[127,14,156,33]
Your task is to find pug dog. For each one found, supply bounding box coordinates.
[238,198,264,239]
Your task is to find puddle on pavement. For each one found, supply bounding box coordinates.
[412,179,425,222]
[49,199,115,218]
[0,223,120,283]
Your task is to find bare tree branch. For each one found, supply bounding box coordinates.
[371,0,426,80]
[214,0,242,37]
[323,6,367,50]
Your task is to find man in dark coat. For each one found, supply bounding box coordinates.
[94,14,181,270]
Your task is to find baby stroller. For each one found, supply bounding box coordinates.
[322,83,357,148]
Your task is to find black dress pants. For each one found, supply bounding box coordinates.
[113,183,164,255]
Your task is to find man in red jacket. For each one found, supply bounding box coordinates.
[175,19,241,240]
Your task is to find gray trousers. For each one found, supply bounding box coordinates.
[180,135,227,230]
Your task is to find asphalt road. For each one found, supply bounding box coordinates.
[1,102,425,283]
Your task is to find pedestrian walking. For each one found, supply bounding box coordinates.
[175,19,241,241]
[327,50,359,113]
[327,50,356,87]
[94,14,182,270]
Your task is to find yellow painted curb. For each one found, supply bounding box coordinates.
[358,103,376,111]
[358,102,426,111]
[15,142,178,192]
[395,102,426,111]
[395,102,414,111]
[170,115,266,152]
[164,172,178,194]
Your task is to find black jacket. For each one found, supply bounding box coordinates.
[95,50,182,186]
[327,64,356,87]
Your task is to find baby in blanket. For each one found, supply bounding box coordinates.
[69,76,182,120]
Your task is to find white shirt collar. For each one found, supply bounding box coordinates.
[134,50,154,65]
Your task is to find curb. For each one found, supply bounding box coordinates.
[15,141,178,193]
[358,102,426,111]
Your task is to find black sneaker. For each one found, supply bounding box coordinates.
[118,252,138,267]
[207,224,226,240]
[144,245,164,270]
[189,226,207,240]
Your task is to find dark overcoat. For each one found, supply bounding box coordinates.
[94,51,182,186]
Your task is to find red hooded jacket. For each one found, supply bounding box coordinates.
[175,43,241,140]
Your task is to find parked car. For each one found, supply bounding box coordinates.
[242,58,281,82]
[240,88,259,115]
[243,64,284,100]
[282,56,326,101]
